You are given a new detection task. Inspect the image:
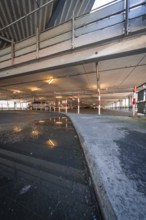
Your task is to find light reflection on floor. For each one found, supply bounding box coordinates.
[0,114,100,220]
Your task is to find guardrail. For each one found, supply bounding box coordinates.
[0,0,145,65]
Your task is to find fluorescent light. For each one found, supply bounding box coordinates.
[29,87,40,91]
[11,89,21,93]
[45,78,54,84]
[55,121,63,125]
[56,96,62,99]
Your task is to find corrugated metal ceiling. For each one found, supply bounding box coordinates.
[0,0,57,48]
[0,0,95,49]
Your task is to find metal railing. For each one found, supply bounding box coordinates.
[0,0,145,65]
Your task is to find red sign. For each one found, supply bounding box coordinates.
[132,98,136,105]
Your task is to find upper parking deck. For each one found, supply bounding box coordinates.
[0,0,146,72]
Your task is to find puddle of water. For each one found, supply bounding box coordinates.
[0,115,100,220]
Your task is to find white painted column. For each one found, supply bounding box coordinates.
[54,101,56,112]
[7,101,9,110]
[65,99,68,113]
[77,96,80,114]
[49,102,51,112]
[98,89,101,115]
[58,100,60,112]
[96,62,101,115]
[14,102,17,110]
[132,85,137,117]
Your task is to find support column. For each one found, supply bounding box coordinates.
[129,96,132,111]
[7,101,9,110]
[132,85,137,117]
[58,100,60,112]
[14,101,16,110]
[98,88,101,115]
[120,100,122,110]
[20,100,22,110]
[96,63,101,115]
[49,102,52,112]
[65,99,68,113]
[77,96,80,114]
[45,102,47,111]
[54,101,56,112]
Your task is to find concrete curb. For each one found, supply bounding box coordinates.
[68,115,117,220]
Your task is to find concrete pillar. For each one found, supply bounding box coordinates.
[7,101,9,110]
[58,100,60,112]
[77,96,80,114]
[98,89,101,115]
[96,62,101,115]
[125,98,128,110]
[65,118,68,128]
[49,102,51,112]
[119,100,122,110]
[117,101,119,110]
[65,99,68,113]
[132,85,137,117]
[54,101,56,112]
[14,102,17,110]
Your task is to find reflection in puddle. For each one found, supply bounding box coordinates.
[0,114,99,220]
[46,139,57,149]
[31,129,40,138]
[13,126,22,133]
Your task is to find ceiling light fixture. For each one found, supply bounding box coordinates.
[30,87,40,91]
[45,78,54,84]
[11,89,21,94]
[56,96,62,99]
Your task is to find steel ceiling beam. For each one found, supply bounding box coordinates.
[0,0,55,33]
[0,35,13,43]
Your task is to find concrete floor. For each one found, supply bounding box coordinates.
[0,111,100,220]
[68,112,146,220]
[0,110,146,220]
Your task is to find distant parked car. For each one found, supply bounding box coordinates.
[28,101,49,110]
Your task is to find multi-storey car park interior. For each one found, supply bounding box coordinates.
[0,0,146,220]
[0,0,146,113]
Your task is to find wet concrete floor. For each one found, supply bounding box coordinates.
[0,112,101,220]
